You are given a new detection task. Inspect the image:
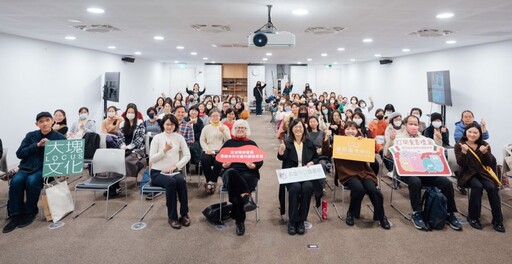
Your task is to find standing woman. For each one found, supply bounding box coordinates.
[282,82,293,101]
[454,122,504,232]
[253,81,267,116]
[52,109,68,135]
[149,114,191,229]
[199,109,231,194]
[186,83,206,100]
[277,119,319,235]
[219,119,262,235]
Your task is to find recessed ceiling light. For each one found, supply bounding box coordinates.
[374,54,381,57]
[67,19,81,23]
[402,48,410,52]
[350,59,356,62]
[203,57,208,60]
[176,46,184,50]
[211,44,217,48]
[266,52,272,56]
[153,36,164,40]
[262,58,268,61]
[297,62,302,64]
[211,61,216,63]
[337,47,345,51]
[333,62,338,65]
[292,9,309,16]
[190,52,197,55]
[363,38,373,43]
[64,36,76,40]
[86,7,105,14]
[307,58,312,61]
[446,40,457,44]
[436,12,454,19]
[134,51,142,55]
[174,61,179,63]
[321,53,328,57]
[108,46,116,49]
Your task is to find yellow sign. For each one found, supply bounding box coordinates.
[332,136,375,162]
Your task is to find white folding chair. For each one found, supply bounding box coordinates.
[73,149,127,220]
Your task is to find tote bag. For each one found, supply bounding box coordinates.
[46,180,74,223]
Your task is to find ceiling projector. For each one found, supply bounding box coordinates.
[248,5,295,48]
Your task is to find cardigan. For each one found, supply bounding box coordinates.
[454,140,496,187]
[199,123,231,152]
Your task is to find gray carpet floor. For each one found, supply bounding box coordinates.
[1,114,512,264]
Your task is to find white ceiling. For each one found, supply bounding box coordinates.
[1,0,511,64]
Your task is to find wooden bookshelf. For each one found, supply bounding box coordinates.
[222,64,248,101]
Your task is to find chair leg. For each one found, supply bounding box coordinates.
[73,188,96,219]
[389,179,411,220]
[332,184,343,220]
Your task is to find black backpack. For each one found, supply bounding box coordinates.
[422,187,447,230]
[202,202,232,225]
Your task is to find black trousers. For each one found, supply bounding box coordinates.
[345,177,385,220]
[150,170,188,220]
[468,175,503,222]
[286,181,313,224]
[224,169,258,223]
[201,153,222,183]
[401,176,457,213]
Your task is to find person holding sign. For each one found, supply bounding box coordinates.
[277,119,319,236]
[322,121,390,229]
[149,114,191,229]
[385,115,462,231]
[3,112,66,233]
[454,122,504,232]
[218,119,262,236]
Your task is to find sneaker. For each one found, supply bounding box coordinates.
[467,217,483,230]
[446,213,463,231]
[379,217,391,230]
[145,192,163,200]
[242,195,257,212]
[492,221,506,233]
[411,212,428,231]
[2,215,20,233]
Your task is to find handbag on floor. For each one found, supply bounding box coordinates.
[45,179,74,223]
[202,202,232,224]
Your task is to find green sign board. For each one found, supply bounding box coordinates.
[43,139,85,177]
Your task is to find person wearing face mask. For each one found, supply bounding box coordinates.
[298,105,309,124]
[410,107,427,133]
[328,97,338,111]
[423,112,450,147]
[383,104,395,119]
[369,109,388,154]
[382,112,404,172]
[454,110,489,144]
[345,96,359,111]
[69,107,96,138]
[253,81,267,116]
[144,107,162,135]
[385,115,461,231]
[274,103,287,130]
[357,98,374,119]
[303,83,312,97]
[101,106,123,134]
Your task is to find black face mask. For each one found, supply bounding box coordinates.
[148,113,155,119]
[376,115,384,120]
[299,113,308,118]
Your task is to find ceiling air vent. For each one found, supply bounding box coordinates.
[305,26,346,35]
[73,24,120,33]
[215,43,248,48]
[409,29,453,37]
[191,24,231,33]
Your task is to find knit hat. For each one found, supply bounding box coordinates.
[36,111,52,121]
[430,112,443,122]
[387,112,402,122]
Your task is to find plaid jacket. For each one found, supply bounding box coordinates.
[179,120,195,145]
[119,120,146,150]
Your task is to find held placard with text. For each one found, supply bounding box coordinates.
[276,164,326,184]
[332,135,375,162]
[43,139,85,178]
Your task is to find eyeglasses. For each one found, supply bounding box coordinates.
[235,127,247,130]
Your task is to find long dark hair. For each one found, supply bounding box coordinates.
[288,119,308,143]
[353,112,369,137]
[460,122,484,145]
[54,109,67,125]
[122,103,138,136]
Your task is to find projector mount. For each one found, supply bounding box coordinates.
[254,5,277,33]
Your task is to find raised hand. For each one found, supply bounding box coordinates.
[479,145,489,154]
[278,140,286,155]
[164,141,173,153]
[460,143,469,154]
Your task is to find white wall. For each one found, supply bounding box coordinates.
[0,33,167,164]
[340,40,512,162]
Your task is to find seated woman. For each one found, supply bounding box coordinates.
[410,107,427,133]
[277,119,319,236]
[149,114,191,229]
[186,106,204,168]
[52,109,68,135]
[219,119,262,236]
[382,112,404,172]
[454,122,505,232]
[423,112,450,147]
[322,122,390,229]
[199,109,231,194]
[101,106,123,134]
[154,96,165,116]
[368,108,387,154]
[144,107,162,135]
[222,108,237,138]
[158,102,172,120]
[454,110,489,143]
[69,107,96,138]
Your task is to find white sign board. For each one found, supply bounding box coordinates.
[275,164,326,184]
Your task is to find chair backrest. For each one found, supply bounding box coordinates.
[0,148,7,174]
[92,149,126,175]
[145,134,153,156]
[503,144,512,173]
[99,133,107,149]
[446,148,458,175]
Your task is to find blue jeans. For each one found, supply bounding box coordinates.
[8,170,43,216]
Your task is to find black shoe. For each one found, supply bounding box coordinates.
[242,195,257,212]
[2,215,20,233]
[296,222,305,235]
[287,223,297,235]
[492,221,505,233]
[345,212,355,226]
[18,213,37,228]
[467,217,483,230]
[379,217,391,230]
[236,221,245,236]
[457,186,467,195]
[103,187,121,198]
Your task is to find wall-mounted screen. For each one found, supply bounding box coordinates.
[104,72,120,102]
[427,70,452,106]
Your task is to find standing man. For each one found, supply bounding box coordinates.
[3,112,66,233]
[253,81,266,116]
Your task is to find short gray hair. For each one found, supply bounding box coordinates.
[232,119,251,137]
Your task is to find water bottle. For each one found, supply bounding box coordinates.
[322,199,328,219]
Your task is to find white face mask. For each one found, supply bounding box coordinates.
[79,113,88,120]
[413,114,420,119]
[126,113,136,120]
[280,100,286,104]
[353,118,363,126]
[360,104,366,108]
[432,121,442,128]
[107,112,115,118]
[385,111,392,117]
[308,102,314,107]
[393,120,402,127]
